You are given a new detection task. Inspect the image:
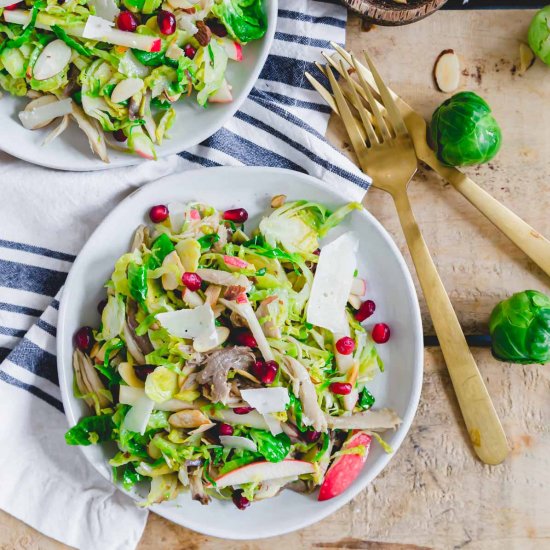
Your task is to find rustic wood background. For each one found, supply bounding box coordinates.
[2,8,550,550]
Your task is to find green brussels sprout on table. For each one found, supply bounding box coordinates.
[528,6,550,66]
[429,91,502,167]
[489,290,550,365]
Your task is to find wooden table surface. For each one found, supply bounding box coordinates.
[2,8,550,550]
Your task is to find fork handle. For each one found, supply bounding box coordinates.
[433,164,550,278]
[389,189,509,465]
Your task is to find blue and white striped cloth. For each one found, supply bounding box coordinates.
[0,2,369,549]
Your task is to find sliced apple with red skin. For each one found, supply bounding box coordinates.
[211,459,315,489]
[219,38,243,61]
[318,431,371,501]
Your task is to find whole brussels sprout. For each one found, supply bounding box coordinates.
[429,91,502,166]
[528,6,550,65]
[489,290,550,364]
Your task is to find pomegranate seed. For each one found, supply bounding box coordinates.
[372,323,390,344]
[329,382,352,395]
[112,129,126,142]
[149,204,169,223]
[97,299,107,314]
[134,364,156,381]
[313,248,321,256]
[117,11,137,32]
[234,330,257,348]
[205,18,227,37]
[182,272,202,292]
[261,360,279,384]
[304,430,320,443]
[335,336,355,355]
[4,3,21,9]
[232,490,250,510]
[223,208,248,224]
[252,360,265,379]
[74,326,93,352]
[218,423,234,436]
[184,44,196,59]
[157,9,176,35]
[355,300,376,322]
[233,407,254,415]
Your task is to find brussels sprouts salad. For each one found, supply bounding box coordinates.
[0,0,267,162]
[66,197,400,509]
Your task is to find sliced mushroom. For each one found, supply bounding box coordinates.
[189,466,210,505]
[196,346,256,405]
[73,349,111,408]
[127,300,154,355]
[71,103,109,163]
[325,408,402,431]
[283,356,327,433]
[168,409,211,428]
[123,321,146,364]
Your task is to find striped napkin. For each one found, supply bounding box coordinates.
[0,1,368,549]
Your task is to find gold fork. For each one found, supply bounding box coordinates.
[312,42,550,280]
[315,52,509,465]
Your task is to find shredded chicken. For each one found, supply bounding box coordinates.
[283,356,327,432]
[196,268,250,289]
[71,103,109,163]
[73,349,111,408]
[189,466,210,505]
[326,408,402,431]
[255,295,281,338]
[196,347,256,404]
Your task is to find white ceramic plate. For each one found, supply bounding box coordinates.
[0,2,276,171]
[57,167,423,539]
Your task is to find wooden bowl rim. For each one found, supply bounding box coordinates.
[343,0,449,26]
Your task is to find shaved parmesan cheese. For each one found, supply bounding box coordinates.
[241,387,289,414]
[119,385,145,406]
[82,15,114,39]
[19,98,72,130]
[88,0,120,22]
[122,393,155,434]
[307,232,358,333]
[156,304,216,340]
[262,413,283,435]
[219,435,258,453]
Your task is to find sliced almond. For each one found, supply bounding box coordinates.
[168,409,211,428]
[271,194,287,208]
[518,43,535,76]
[33,40,71,81]
[111,77,144,104]
[433,49,460,93]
